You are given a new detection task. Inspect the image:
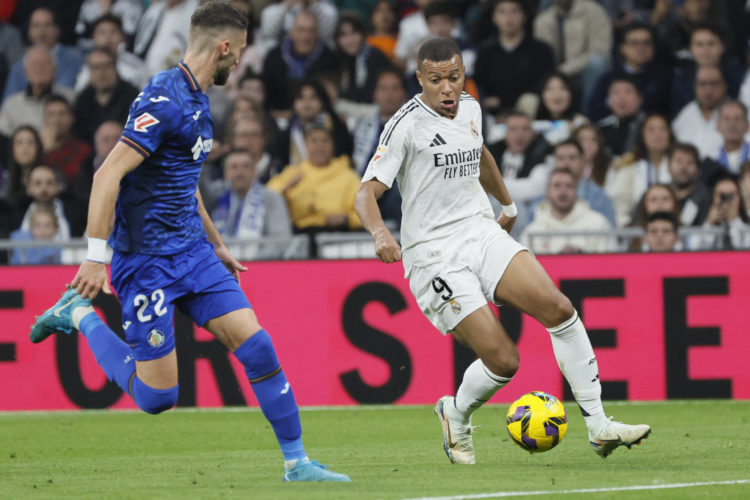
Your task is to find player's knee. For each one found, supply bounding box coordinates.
[131,376,179,415]
[542,293,575,328]
[232,329,280,380]
[483,345,519,379]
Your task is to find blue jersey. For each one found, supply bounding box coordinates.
[111,61,213,255]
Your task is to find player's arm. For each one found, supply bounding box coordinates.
[479,144,518,233]
[355,180,401,263]
[72,142,144,299]
[195,187,247,280]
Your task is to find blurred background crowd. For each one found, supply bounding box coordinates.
[1,0,750,264]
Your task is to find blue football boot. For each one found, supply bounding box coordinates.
[30,285,91,343]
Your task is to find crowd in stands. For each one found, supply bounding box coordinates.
[1,0,750,264]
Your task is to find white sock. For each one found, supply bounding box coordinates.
[284,456,308,469]
[547,312,607,435]
[71,305,95,331]
[451,359,511,425]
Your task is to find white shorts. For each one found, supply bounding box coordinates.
[407,218,527,334]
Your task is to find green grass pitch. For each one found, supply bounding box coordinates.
[3,400,749,499]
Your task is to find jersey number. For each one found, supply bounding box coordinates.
[431,277,453,301]
[133,289,167,322]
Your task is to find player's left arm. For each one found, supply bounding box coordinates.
[195,187,247,280]
[479,144,517,233]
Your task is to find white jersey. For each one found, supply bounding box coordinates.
[361,92,495,275]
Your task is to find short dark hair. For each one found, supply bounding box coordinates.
[225,148,253,160]
[646,211,678,230]
[554,139,583,156]
[88,46,117,64]
[669,142,700,165]
[44,94,71,111]
[490,0,527,13]
[424,1,455,21]
[608,74,640,94]
[620,21,654,43]
[549,167,578,184]
[417,37,461,68]
[335,13,366,39]
[374,66,406,90]
[690,21,724,44]
[505,109,532,121]
[92,14,123,34]
[191,1,248,32]
[718,100,749,121]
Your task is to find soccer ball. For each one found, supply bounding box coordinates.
[506,391,568,453]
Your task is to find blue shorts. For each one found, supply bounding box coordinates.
[111,239,252,361]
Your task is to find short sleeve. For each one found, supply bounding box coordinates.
[120,90,180,157]
[361,112,411,188]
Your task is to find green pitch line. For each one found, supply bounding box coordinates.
[2,400,749,499]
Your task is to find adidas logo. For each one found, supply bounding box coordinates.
[429,133,447,147]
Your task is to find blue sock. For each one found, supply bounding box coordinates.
[79,312,136,393]
[131,376,179,414]
[233,330,306,461]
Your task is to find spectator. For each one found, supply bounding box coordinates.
[272,78,352,167]
[0,21,23,97]
[587,21,671,121]
[741,69,750,111]
[672,65,726,158]
[709,100,750,174]
[570,123,611,187]
[670,22,744,116]
[2,7,83,102]
[333,14,390,104]
[211,148,292,260]
[232,116,280,184]
[740,162,750,219]
[531,73,588,145]
[133,0,199,77]
[15,164,72,241]
[423,1,475,77]
[72,47,139,144]
[631,183,681,231]
[642,211,682,252]
[520,167,614,254]
[474,0,554,116]
[75,0,144,48]
[605,113,673,226]
[262,9,338,112]
[40,95,91,185]
[0,46,75,136]
[10,206,62,265]
[367,0,399,62]
[533,0,612,114]
[693,176,750,250]
[259,0,338,51]
[394,0,436,74]
[1,125,43,204]
[267,124,361,231]
[595,75,644,156]
[667,142,712,227]
[69,120,123,211]
[74,15,148,93]
[489,111,552,182]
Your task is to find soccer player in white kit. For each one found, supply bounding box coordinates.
[354,38,651,464]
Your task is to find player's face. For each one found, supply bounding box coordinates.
[214,31,246,86]
[417,56,465,119]
[644,220,678,251]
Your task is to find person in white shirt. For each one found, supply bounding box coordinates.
[672,65,726,158]
[354,37,650,466]
[711,100,750,174]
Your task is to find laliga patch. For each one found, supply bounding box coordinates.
[450,299,462,314]
[134,113,159,133]
[147,329,165,348]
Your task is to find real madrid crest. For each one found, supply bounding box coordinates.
[449,298,462,314]
[470,120,479,138]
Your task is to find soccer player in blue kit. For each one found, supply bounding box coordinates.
[29,1,349,483]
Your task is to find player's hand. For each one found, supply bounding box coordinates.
[71,260,112,299]
[373,228,401,263]
[215,246,247,283]
[497,213,516,234]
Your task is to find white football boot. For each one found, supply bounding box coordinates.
[434,396,476,464]
[590,417,651,458]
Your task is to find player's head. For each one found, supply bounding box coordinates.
[188,1,248,86]
[416,37,464,119]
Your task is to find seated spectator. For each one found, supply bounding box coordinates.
[73,46,139,144]
[394,0,436,74]
[741,69,750,111]
[258,0,338,51]
[233,116,280,184]
[74,15,148,92]
[1,125,43,204]
[333,14,390,104]
[267,124,361,231]
[588,21,671,121]
[693,176,750,250]
[489,110,552,182]
[570,123,611,187]
[272,79,352,167]
[642,211,682,252]
[422,1,475,77]
[631,183,681,230]
[262,9,338,112]
[670,22,744,117]
[15,164,72,241]
[474,0,554,116]
[708,100,750,174]
[605,113,674,226]
[595,75,645,156]
[667,142,712,226]
[41,95,91,185]
[520,167,614,254]
[654,0,733,63]
[2,7,83,101]
[211,149,292,260]
[0,47,75,136]
[133,0,199,77]
[672,65,726,158]
[740,162,750,219]
[10,206,62,265]
[531,73,588,145]
[367,0,399,62]
[533,0,612,114]
[75,0,143,46]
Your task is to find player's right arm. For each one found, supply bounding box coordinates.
[355,180,401,263]
[72,142,144,299]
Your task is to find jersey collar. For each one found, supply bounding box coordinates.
[177,60,200,92]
